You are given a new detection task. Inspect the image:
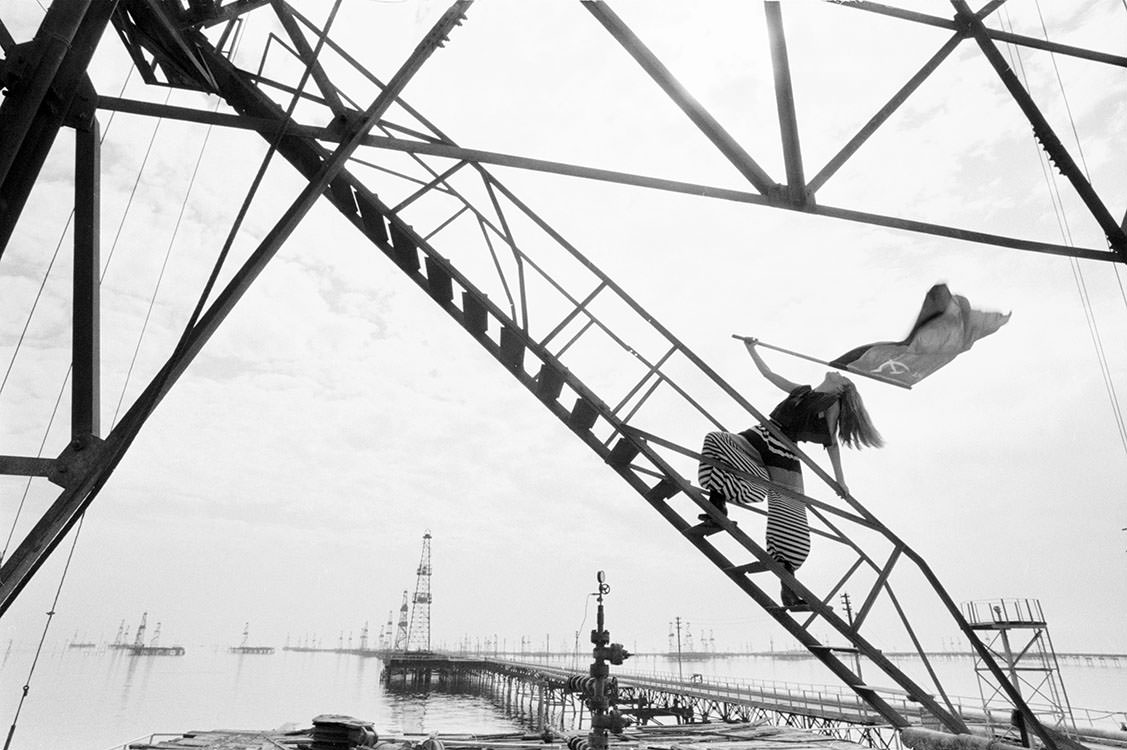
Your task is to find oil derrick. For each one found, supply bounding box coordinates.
[405,532,433,653]
[380,611,394,650]
[393,591,410,652]
[110,621,131,650]
[132,613,148,648]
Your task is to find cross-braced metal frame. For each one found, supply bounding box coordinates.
[0,3,1120,749]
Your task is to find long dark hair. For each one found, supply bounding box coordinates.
[837,380,884,449]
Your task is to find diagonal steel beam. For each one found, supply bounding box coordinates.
[808,0,1026,195]
[850,545,901,632]
[0,1,94,188]
[0,0,473,621]
[270,0,347,118]
[763,1,805,206]
[581,0,779,196]
[808,31,963,194]
[180,0,271,30]
[897,520,1085,750]
[976,0,1009,16]
[0,1,114,256]
[0,17,15,51]
[828,0,1127,69]
[952,0,1127,261]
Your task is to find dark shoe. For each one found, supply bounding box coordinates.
[780,585,806,608]
[779,562,807,609]
[707,488,728,515]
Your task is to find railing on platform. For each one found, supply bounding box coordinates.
[481,658,1127,735]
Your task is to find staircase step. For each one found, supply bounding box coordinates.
[356,192,389,243]
[607,438,640,468]
[644,478,679,502]
[389,223,419,272]
[535,364,565,402]
[686,521,724,537]
[329,178,357,214]
[424,257,453,304]
[568,399,599,431]
[499,327,525,371]
[461,292,488,337]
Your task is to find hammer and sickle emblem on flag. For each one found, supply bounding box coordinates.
[871,359,910,376]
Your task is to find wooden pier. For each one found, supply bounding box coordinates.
[129,645,185,656]
[382,655,899,748]
[229,646,275,655]
[124,718,874,750]
[381,655,1127,750]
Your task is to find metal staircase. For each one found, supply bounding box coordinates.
[90,4,1038,741]
[3,3,1117,749]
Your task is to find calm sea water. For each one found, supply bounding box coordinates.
[1,647,1124,750]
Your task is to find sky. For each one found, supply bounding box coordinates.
[1,0,1127,708]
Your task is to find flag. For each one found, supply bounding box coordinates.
[830,284,1010,387]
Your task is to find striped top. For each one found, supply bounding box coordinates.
[768,385,838,446]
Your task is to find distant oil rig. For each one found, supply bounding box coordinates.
[101,532,434,658]
[229,623,274,655]
[284,531,434,659]
[120,612,185,656]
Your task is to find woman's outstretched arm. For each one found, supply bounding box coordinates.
[824,402,849,497]
[744,339,801,394]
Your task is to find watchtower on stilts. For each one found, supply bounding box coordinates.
[963,599,1076,745]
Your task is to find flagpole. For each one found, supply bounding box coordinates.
[730,335,912,390]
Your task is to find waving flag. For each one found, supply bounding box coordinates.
[830,284,1010,387]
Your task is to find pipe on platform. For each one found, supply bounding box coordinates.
[901,728,1016,750]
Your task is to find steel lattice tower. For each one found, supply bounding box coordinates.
[393,590,409,652]
[382,611,394,650]
[3,3,1124,747]
[132,612,148,648]
[963,599,1076,741]
[406,532,433,653]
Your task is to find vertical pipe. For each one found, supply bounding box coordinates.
[73,119,101,438]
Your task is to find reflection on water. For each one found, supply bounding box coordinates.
[0,648,1123,750]
[0,647,524,750]
[384,677,566,734]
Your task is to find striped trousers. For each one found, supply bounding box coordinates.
[699,425,811,570]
